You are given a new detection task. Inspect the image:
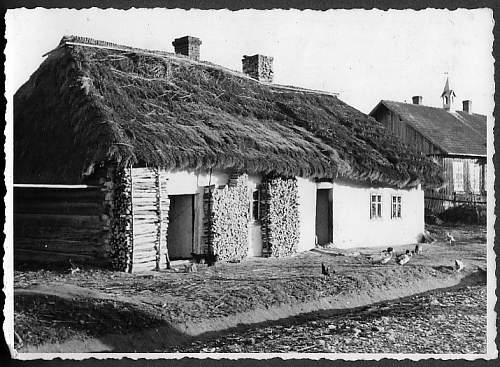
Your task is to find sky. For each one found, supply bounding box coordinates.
[5,8,494,115]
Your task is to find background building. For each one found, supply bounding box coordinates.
[370,78,487,214]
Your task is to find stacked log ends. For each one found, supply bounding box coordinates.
[261,177,300,257]
[201,185,215,255]
[211,174,250,262]
[108,167,134,272]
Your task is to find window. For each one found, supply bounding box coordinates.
[370,194,382,219]
[391,195,402,218]
[469,163,480,194]
[453,161,464,192]
[252,189,261,221]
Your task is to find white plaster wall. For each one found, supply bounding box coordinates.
[332,181,424,248]
[296,177,317,252]
[164,169,229,195]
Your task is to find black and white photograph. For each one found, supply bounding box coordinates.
[3,5,497,360]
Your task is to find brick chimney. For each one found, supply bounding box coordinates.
[172,36,202,61]
[412,96,423,105]
[242,54,274,83]
[462,100,472,114]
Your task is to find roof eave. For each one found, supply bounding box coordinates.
[368,100,386,116]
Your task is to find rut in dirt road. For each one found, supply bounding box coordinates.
[177,283,486,354]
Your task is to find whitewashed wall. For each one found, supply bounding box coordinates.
[158,170,424,254]
[296,177,317,252]
[164,169,229,195]
[332,181,424,248]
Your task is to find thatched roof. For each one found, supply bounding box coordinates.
[14,36,443,188]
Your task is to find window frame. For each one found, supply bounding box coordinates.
[370,193,383,219]
[391,195,402,219]
[453,161,465,193]
[468,162,481,194]
[251,188,261,222]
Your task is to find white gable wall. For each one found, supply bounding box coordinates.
[332,181,424,248]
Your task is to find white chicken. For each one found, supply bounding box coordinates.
[396,251,411,265]
[446,232,456,244]
[373,248,393,265]
[68,259,80,274]
[454,259,465,272]
[380,252,393,264]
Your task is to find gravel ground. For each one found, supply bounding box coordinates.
[180,284,487,354]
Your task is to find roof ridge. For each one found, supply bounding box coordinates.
[377,100,486,157]
[383,99,486,117]
[51,35,339,98]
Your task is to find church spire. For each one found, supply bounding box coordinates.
[441,76,456,111]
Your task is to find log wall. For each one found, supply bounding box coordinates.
[371,107,443,155]
[14,185,111,266]
[130,167,170,272]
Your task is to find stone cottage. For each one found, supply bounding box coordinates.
[14,35,443,272]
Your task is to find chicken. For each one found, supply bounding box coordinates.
[68,259,80,274]
[396,250,412,264]
[184,262,197,273]
[454,259,465,272]
[446,232,456,244]
[415,244,423,254]
[396,253,410,265]
[421,230,436,243]
[373,250,393,265]
[382,247,394,255]
[321,262,332,276]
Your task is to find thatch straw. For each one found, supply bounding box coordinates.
[14,37,444,188]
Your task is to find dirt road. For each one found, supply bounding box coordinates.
[13,225,487,353]
[180,282,486,354]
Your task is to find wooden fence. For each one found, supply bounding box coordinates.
[14,185,111,266]
[425,191,486,215]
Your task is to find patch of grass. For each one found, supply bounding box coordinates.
[14,293,163,349]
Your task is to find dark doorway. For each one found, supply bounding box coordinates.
[167,194,195,260]
[315,189,333,245]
